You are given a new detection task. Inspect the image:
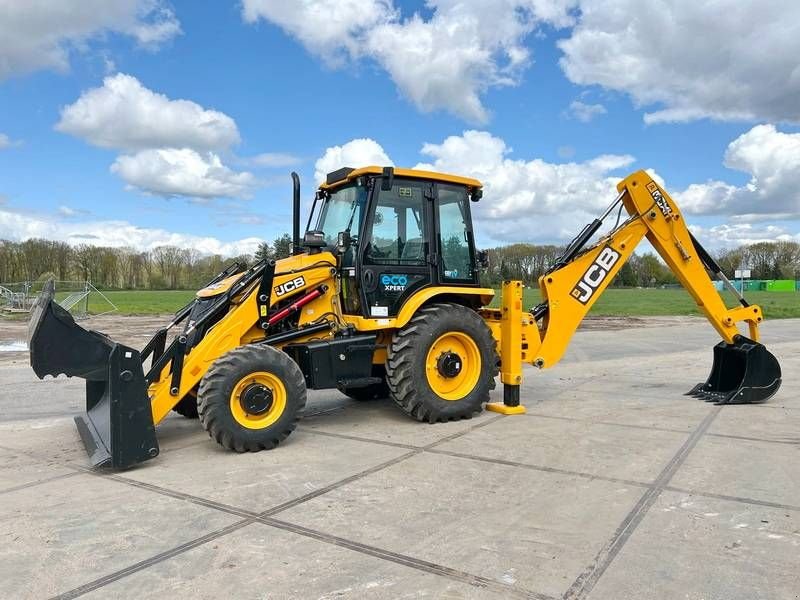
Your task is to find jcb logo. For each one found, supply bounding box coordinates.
[570,246,621,305]
[646,181,672,216]
[274,276,306,297]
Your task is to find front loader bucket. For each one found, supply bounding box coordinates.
[28,281,159,469]
[687,336,782,405]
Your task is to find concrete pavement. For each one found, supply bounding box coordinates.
[0,318,798,599]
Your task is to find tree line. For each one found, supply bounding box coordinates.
[481,240,800,287]
[1,236,798,290]
[0,234,293,290]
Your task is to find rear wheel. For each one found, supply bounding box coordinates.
[386,303,498,423]
[197,344,306,452]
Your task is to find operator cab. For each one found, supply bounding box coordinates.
[308,166,483,319]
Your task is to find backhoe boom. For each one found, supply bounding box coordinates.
[484,170,781,412]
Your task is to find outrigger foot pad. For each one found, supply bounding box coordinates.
[28,281,158,469]
[687,336,782,405]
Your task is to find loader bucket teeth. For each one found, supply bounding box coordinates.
[689,336,782,405]
[28,281,158,469]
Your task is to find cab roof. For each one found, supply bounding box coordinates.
[319,166,482,191]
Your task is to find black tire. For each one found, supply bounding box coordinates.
[197,344,306,452]
[339,366,390,401]
[172,392,199,419]
[386,303,498,423]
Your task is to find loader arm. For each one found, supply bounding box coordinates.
[484,169,781,411]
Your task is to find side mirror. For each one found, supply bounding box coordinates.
[336,230,352,255]
[471,188,483,202]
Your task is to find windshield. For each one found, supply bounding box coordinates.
[315,183,367,245]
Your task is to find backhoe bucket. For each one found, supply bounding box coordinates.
[28,281,159,469]
[687,336,782,405]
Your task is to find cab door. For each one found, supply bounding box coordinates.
[434,183,479,286]
[358,178,435,318]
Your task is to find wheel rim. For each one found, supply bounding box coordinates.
[425,332,481,401]
[229,372,287,429]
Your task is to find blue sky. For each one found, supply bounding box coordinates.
[1,0,799,254]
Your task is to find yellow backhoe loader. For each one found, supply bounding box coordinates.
[28,168,782,469]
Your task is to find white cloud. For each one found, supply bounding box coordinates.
[0,133,22,149]
[567,100,606,122]
[675,125,800,218]
[689,223,799,247]
[111,148,258,199]
[317,131,632,244]
[56,74,258,200]
[57,205,90,218]
[242,0,395,65]
[56,73,240,152]
[0,206,261,256]
[559,0,800,124]
[415,130,633,242]
[314,138,393,184]
[0,0,180,81]
[243,0,577,122]
[247,152,302,168]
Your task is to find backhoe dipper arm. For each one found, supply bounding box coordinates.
[535,170,764,368]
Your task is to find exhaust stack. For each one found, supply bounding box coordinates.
[291,171,301,255]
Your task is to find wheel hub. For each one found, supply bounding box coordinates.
[437,352,463,378]
[239,383,274,415]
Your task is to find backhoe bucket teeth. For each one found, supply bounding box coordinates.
[28,281,159,469]
[687,336,782,405]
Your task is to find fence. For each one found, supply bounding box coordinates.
[0,281,117,318]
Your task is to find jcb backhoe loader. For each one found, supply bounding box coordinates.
[28,168,782,469]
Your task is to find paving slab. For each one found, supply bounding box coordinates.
[121,430,412,513]
[708,405,800,444]
[587,490,800,600]
[435,414,689,483]
[670,436,800,508]
[0,417,90,464]
[83,522,506,600]
[0,413,209,467]
[0,446,75,493]
[300,392,500,448]
[279,452,645,599]
[524,392,714,432]
[0,369,85,422]
[0,472,238,599]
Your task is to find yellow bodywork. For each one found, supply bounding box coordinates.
[149,168,768,424]
[147,252,495,425]
[196,273,245,298]
[321,166,482,192]
[149,252,338,423]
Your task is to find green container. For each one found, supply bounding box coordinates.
[766,280,795,292]
[745,280,761,291]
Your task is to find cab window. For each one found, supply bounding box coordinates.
[438,184,473,281]
[365,182,426,265]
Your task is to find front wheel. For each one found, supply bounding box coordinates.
[386,303,498,423]
[197,344,306,452]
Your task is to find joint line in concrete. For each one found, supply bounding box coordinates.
[562,405,722,600]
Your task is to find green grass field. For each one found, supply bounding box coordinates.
[38,287,800,318]
[83,290,197,315]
